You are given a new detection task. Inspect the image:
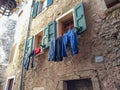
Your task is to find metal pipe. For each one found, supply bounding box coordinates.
[20,1,33,90]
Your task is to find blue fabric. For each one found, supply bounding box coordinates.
[55,37,63,61]
[48,38,56,61]
[62,28,79,57]
[24,50,35,70]
[30,50,35,68]
[24,54,30,70]
[48,37,63,61]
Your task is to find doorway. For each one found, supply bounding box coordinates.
[8,78,14,90]
[6,77,15,90]
[66,79,93,90]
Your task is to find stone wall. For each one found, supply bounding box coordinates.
[3,0,33,90]
[98,7,120,90]
[0,18,16,63]
[4,0,120,90]
[26,0,120,90]
[24,0,116,90]
[0,65,7,90]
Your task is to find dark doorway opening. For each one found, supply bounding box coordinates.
[7,78,14,90]
[66,79,93,90]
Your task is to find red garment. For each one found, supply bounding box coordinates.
[35,47,41,54]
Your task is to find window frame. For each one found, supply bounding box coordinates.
[34,30,44,56]
[32,0,53,18]
[56,9,74,37]
[5,76,15,90]
[42,0,47,10]
[56,2,87,36]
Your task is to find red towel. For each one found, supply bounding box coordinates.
[35,47,41,54]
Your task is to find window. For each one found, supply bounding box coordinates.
[57,2,87,37]
[104,0,120,8]
[32,0,53,18]
[42,0,47,9]
[62,18,74,34]
[9,43,17,63]
[34,32,43,48]
[40,2,87,49]
[34,31,44,55]
[6,77,15,90]
[57,10,74,37]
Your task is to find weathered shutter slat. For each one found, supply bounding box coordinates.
[42,26,49,49]
[32,1,39,18]
[41,20,57,49]
[48,20,56,42]
[74,2,87,34]
[27,36,34,54]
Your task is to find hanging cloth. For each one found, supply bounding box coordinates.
[62,28,79,57]
[35,47,41,55]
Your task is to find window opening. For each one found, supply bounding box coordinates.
[7,78,14,90]
[35,35,42,48]
[42,0,47,10]
[34,31,43,56]
[62,17,74,35]
[57,11,74,37]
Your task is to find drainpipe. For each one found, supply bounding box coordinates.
[20,1,33,90]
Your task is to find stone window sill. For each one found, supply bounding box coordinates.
[35,51,44,58]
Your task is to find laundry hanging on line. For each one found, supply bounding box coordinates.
[62,28,79,57]
[48,37,63,61]
[24,50,35,70]
[35,47,41,54]
[48,28,79,61]
[24,46,42,70]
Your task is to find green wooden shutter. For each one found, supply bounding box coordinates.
[27,36,34,54]
[42,26,49,49]
[32,1,39,18]
[47,0,53,7]
[44,26,48,36]
[41,20,56,49]
[48,20,56,43]
[74,2,87,34]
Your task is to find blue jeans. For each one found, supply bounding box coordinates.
[55,37,63,61]
[24,51,35,70]
[62,29,79,57]
[48,38,56,61]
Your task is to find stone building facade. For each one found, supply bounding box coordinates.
[4,0,120,90]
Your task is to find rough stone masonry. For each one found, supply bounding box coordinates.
[3,0,120,90]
